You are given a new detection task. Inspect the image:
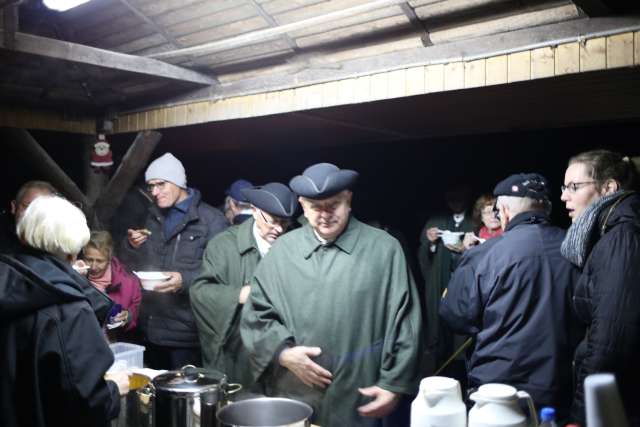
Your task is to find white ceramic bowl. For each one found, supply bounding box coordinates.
[441,230,464,246]
[134,271,170,290]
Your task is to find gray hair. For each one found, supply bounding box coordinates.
[15,180,56,204]
[497,195,551,217]
[16,196,90,259]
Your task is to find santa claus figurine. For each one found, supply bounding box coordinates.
[91,134,114,174]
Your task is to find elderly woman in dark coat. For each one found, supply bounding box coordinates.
[0,195,129,427]
[560,149,640,426]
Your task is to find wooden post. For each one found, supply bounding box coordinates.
[3,127,90,210]
[93,130,161,225]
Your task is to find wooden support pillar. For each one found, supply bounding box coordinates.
[3,127,90,211]
[93,130,161,226]
[2,127,161,231]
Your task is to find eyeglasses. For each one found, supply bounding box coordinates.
[560,181,596,194]
[258,209,291,228]
[147,181,167,193]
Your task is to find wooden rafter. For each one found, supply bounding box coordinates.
[571,0,610,16]
[147,0,409,59]
[399,2,432,47]
[0,32,216,86]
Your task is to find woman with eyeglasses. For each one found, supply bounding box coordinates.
[462,194,503,250]
[82,230,142,342]
[560,149,640,426]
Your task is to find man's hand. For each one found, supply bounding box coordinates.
[357,386,400,418]
[105,371,130,396]
[154,272,183,293]
[462,232,479,250]
[238,284,251,304]
[279,346,333,389]
[127,228,150,248]
[426,227,440,243]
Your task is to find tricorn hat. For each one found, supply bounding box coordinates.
[241,182,298,218]
[493,173,551,201]
[289,163,358,199]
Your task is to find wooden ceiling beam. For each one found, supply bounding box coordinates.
[399,2,432,46]
[0,32,216,85]
[571,0,610,16]
[147,0,410,59]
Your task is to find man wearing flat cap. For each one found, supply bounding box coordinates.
[223,179,254,225]
[122,152,228,369]
[190,182,298,387]
[240,163,423,427]
[440,173,582,420]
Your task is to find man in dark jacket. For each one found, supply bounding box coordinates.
[122,153,228,369]
[440,173,581,418]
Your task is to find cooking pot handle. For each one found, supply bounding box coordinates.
[226,383,243,396]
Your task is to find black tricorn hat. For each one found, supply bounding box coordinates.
[493,173,551,201]
[241,182,298,218]
[289,163,358,199]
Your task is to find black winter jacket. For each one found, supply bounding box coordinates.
[121,188,228,347]
[440,212,582,414]
[571,193,640,426]
[0,252,119,427]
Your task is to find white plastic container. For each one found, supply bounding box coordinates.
[411,376,466,427]
[468,383,538,427]
[108,342,145,372]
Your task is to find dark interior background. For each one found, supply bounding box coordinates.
[3,119,640,266]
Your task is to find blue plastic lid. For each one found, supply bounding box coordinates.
[540,407,556,422]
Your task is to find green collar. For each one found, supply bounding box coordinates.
[301,216,362,259]
[237,218,258,255]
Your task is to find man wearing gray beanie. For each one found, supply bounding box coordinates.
[122,152,228,369]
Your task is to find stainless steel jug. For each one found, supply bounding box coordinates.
[137,365,241,427]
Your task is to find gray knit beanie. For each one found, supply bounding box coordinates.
[145,153,187,188]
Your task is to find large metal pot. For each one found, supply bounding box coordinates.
[137,365,241,427]
[217,397,313,427]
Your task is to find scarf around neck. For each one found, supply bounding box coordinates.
[561,191,624,267]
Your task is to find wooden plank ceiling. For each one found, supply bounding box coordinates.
[0,0,638,119]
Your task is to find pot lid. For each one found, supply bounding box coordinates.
[153,365,227,395]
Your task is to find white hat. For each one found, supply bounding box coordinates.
[145,153,187,188]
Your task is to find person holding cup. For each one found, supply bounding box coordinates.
[462,194,503,250]
[82,230,142,341]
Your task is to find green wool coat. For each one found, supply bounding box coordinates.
[190,218,261,386]
[240,217,423,427]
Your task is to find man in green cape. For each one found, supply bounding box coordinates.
[241,163,423,427]
[190,182,298,387]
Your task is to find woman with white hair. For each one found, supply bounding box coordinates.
[0,195,129,427]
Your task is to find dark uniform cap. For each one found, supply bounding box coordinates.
[225,179,253,202]
[241,182,298,219]
[493,173,551,201]
[289,163,358,199]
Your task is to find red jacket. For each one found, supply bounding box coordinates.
[106,256,142,332]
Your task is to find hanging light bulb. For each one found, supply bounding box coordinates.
[43,0,92,12]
